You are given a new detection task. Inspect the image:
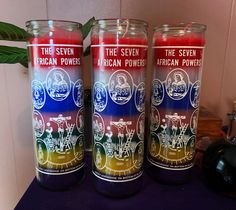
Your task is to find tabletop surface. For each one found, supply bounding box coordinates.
[15,153,236,210]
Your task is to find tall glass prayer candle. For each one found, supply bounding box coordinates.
[26,20,85,190]
[91,19,148,197]
[147,23,206,184]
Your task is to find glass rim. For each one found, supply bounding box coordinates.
[26,19,82,28]
[154,22,207,33]
[93,18,148,28]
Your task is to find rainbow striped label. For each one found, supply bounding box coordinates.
[28,44,85,175]
[148,46,205,170]
[92,44,148,182]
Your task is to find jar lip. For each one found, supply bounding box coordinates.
[25,19,82,28]
[154,22,207,33]
[94,18,148,28]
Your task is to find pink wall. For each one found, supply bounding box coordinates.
[0,0,235,209]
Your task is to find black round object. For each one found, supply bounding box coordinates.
[202,138,236,196]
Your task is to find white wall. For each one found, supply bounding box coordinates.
[48,0,236,123]
[1,0,236,209]
[0,1,47,209]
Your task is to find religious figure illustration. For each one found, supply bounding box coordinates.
[49,114,74,153]
[190,81,200,108]
[73,79,83,107]
[45,122,55,152]
[76,108,84,133]
[46,69,70,101]
[33,111,45,137]
[36,139,48,165]
[38,144,44,164]
[95,116,145,175]
[76,136,84,160]
[186,136,195,160]
[190,110,198,134]
[105,126,114,157]
[166,70,189,100]
[34,113,83,171]
[135,83,145,112]
[150,107,160,131]
[165,113,186,147]
[109,70,133,104]
[32,80,45,109]
[137,113,145,140]
[150,136,157,157]
[93,113,105,141]
[157,113,189,157]
[151,79,164,106]
[95,147,102,169]
[94,82,107,112]
[109,119,134,160]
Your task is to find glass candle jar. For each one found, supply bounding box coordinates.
[26,20,85,190]
[91,19,148,197]
[147,23,206,184]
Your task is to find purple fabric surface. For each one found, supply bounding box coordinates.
[15,153,236,210]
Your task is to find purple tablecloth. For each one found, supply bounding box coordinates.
[15,153,236,210]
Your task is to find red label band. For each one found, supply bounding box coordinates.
[153,47,204,68]
[28,44,83,68]
[92,45,148,70]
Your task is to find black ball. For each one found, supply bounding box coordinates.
[202,138,236,196]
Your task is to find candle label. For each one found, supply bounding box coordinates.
[28,44,85,175]
[92,44,148,182]
[148,46,204,170]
